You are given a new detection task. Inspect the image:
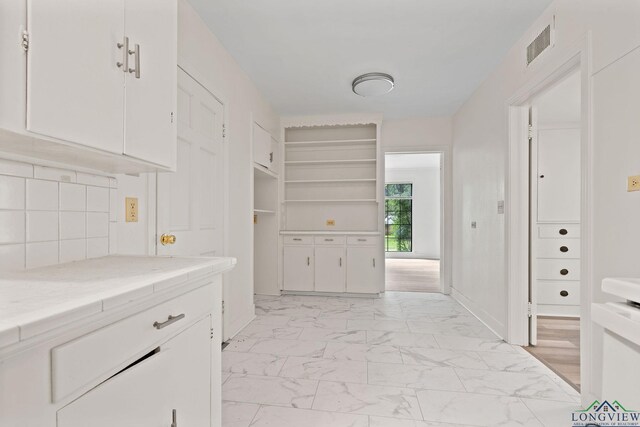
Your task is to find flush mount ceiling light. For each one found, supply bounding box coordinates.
[352,72,395,97]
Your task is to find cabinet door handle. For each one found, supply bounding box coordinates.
[128,43,140,78]
[153,313,185,329]
[560,269,569,276]
[339,257,342,267]
[171,409,177,427]
[307,256,310,266]
[559,228,568,235]
[116,37,129,71]
[270,152,274,163]
[560,246,569,253]
[373,258,375,268]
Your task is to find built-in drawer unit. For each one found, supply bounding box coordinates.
[283,235,313,245]
[314,236,346,245]
[537,281,581,305]
[347,236,377,246]
[538,224,580,239]
[537,259,581,281]
[536,239,580,259]
[51,284,214,402]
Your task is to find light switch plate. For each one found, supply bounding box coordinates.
[125,197,138,222]
[326,219,335,226]
[628,175,640,192]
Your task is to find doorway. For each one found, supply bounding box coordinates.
[526,69,582,391]
[384,153,442,293]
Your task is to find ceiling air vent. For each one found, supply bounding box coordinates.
[527,25,551,66]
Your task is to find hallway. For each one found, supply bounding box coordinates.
[385,258,440,292]
[222,292,580,426]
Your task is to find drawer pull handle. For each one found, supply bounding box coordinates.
[560,246,569,253]
[153,313,185,330]
[307,256,310,266]
[171,409,178,427]
[293,238,302,241]
[373,258,375,268]
[559,228,568,235]
[339,257,342,267]
[325,238,334,241]
[560,269,569,276]
[560,290,569,297]
[358,238,367,242]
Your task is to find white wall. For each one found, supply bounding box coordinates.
[451,0,640,402]
[385,165,441,259]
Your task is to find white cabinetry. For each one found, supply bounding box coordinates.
[531,125,581,317]
[0,0,177,172]
[315,246,346,293]
[253,123,274,170]
[282,233,380,294]
[347,246,377,293]
[283,245,314,291]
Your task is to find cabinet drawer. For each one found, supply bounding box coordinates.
[538,281,580,305]
[347,236,377,246]
[538,224,580,239]
[283,235,313,245]
[314,236,346,245]
[537,259,580,281]
[51,284,214,402]
[536,239,580,259]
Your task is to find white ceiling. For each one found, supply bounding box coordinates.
[188,0,552,119]
[386,153,441,169]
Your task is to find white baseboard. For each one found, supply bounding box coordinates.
[226,304,256,341]
[451,287,506,339]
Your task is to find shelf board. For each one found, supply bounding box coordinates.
[285,199,377,203]
[284,138,376,147]
[284,159,376,166]
[285,178,376,184]
[254,209,275,214]
[253,164,278,179]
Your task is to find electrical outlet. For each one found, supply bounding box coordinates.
[125,197,138,222]
[326,219,335,226]
[628,175,640,192]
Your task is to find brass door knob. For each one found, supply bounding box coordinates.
[160,234,176,245]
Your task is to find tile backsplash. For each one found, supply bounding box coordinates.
[0,158,117,271]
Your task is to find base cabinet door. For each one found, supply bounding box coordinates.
[346,247,377,293]
[314,247,346,292]
[284,246,314,291]
[57,317,211,427]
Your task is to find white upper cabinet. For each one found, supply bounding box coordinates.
[123,0,177,168]
[0,0,177,172]
[27,0,126,155]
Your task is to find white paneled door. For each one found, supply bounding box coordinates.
[156,68,226,332]
[157,68,224,257]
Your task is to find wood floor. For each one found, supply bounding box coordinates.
[385,258,440,292]
[526,316,580,391]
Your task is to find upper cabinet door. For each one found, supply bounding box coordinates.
[124,0,177,169]
[26,0,125,154]
[253,124,271,168]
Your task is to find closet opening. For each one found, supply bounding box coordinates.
[525,69,582,391]
[384,152,442,293]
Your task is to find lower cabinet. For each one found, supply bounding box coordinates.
[57,316,211,427]
[315,247,346,293]
[283,234,380,294]
[283,246,314,291]
[346,247,377,293]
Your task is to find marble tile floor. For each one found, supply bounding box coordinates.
[222,292,581,427]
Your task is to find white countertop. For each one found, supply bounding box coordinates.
[602,277,640,303]
[0,255,236,349]
[280,231,381,235]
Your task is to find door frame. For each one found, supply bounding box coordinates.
[382,146,452,294]
[505,35,594,403]
[155,63,231,339]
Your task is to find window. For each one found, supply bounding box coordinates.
[385,183,412,252]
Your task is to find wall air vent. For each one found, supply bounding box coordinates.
[527,24,552,66]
